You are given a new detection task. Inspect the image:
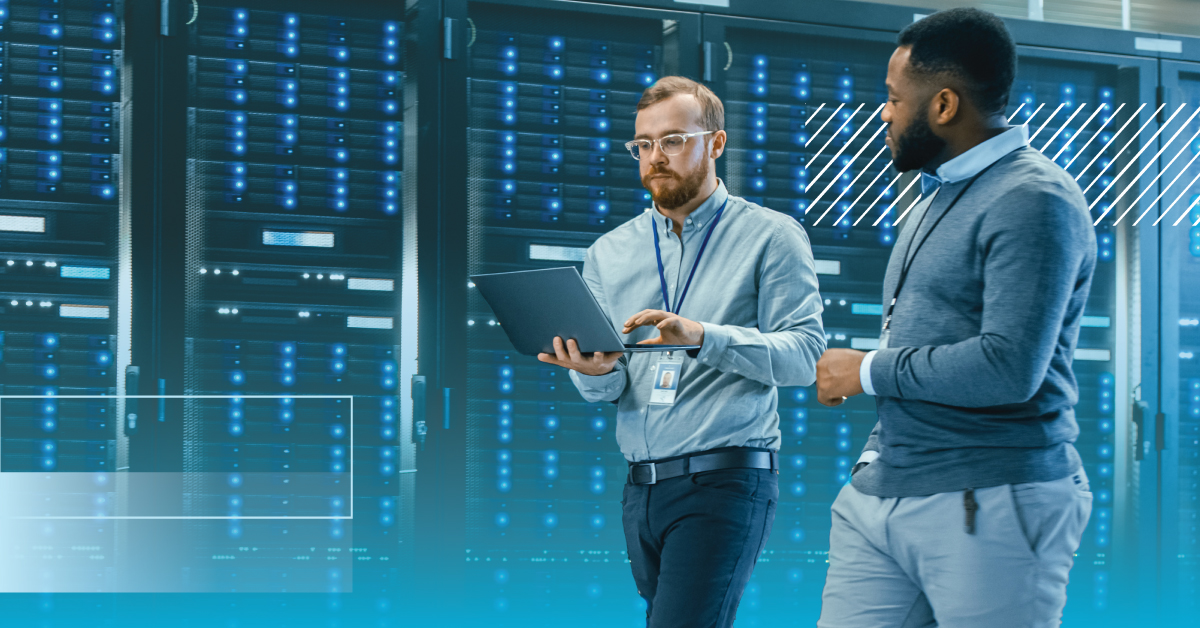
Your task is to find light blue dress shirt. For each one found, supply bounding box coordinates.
[569,180,827,462]
[859,124,1031,398]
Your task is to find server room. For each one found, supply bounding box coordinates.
[0,0,1196,625]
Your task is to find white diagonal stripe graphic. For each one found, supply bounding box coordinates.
[1039,102,1087,153]
[831,144,891,227]
[1067,103,1146,173]
[1028,103,1065,145]
[1007,103,1026,122]
[813,122,888,224]
[1166,174,1200,226]
[807,106,883,199]
[1090,104,1187,221]
[872,174,921,227]
[894,194,927,224]
[1104,103,1200,220]
[1023,103,1046,128]
[1052,103,1114,162]
[1137,145,1200,225]
[805,103,826,127]
[807,107,881,198]
[1176,196,1200,228]
[850,158,896,226]
[1118,110,1200,224]
[805,103,844,148]
[808,103,866,173]
[1077,103,1162,189]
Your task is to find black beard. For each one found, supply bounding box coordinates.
[642,158,709,210]
[891,109,947,172]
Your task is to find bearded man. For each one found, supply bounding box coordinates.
[815,9,1096,627]
[536,76,825,627]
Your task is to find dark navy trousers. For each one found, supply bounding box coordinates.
[622,467,779,628]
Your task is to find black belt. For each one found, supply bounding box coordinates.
[628,448,779,485]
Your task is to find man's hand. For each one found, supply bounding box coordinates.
[816,348,867,407]
[537,337,623,376]
[623,309,705,347]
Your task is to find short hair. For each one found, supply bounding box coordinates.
[636,76,724,132]
[897,8,1017,115]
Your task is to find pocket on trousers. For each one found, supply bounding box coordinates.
[690,468,761,503]
[1007,484,1041,556]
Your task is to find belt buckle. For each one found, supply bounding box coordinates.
[633,462,657,485]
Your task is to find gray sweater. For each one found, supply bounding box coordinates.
[852,146,1097,498]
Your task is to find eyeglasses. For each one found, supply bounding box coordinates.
[624,131,716,160]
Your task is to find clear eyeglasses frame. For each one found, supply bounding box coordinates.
[624,131,716,160]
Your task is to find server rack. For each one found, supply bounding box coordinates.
[444,0,699,621]
[0,0,123,596]
[166,0,412,603]
[0,0,122,470]
[1158,59,1200,621]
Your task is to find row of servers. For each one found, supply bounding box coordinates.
[450,1,1193,626]
[0,0,1196,624]
[0,0,411,616]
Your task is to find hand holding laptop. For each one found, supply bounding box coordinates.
[470,267,702,357]
[537,337,623,375]
[537,309,706,375]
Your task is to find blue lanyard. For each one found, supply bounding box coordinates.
[652,197,728,315]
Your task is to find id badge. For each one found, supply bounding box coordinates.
[878,329,891,350]
[649,352,684,405]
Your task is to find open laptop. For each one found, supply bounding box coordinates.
[471,267,700,356]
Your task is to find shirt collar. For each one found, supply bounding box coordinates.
[926,125,1029,186]
[653,179,729,232]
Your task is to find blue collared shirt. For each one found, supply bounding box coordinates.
[859,125,1031,398]
[569,180,826,462]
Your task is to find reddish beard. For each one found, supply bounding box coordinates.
[641,159,709,210]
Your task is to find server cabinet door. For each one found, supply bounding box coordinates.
[702,15,1155,625]
[0,0,123,593]
[441,0,698,622]
[0,0,123,470]
[1156,59,1200,624]
[161,0,413,607]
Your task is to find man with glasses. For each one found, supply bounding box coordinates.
[536,76,825,627]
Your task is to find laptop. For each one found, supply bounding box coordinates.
[471,266,701,356]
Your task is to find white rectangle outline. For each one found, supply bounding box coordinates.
[0,395,360,520]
